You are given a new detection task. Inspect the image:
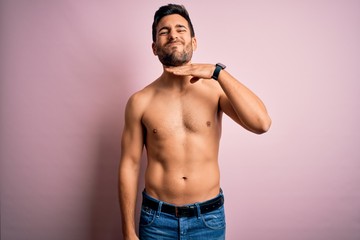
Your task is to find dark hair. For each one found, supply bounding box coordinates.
[152,4,195,42]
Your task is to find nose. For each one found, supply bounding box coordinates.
[168,30,178,41]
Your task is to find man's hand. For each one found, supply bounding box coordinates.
[165,64,216,82]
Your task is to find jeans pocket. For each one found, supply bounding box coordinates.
[139,206,156,227]
[201,206,226,230]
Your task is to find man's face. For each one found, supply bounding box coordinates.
[152,14,197,67]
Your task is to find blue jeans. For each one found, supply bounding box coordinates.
[139,190,226,240]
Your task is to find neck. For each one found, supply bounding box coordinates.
[159,66,192,90]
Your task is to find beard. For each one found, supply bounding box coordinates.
[156,41,194,67]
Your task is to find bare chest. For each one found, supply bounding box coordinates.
[142,92,220,138]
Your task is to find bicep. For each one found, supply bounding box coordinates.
[120,122,144,165]
[120,96,145,168]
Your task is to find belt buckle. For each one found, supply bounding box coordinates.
[175,205,195,218]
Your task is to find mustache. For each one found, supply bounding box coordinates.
[166,39,184,46]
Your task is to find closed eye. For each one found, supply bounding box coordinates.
[176,24,187,32]
[158,27,170,35]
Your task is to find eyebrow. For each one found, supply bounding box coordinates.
[158,24,187,33]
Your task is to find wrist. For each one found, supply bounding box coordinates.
[122,223,137,238]
[211,63,226,80]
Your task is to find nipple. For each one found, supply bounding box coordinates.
[206,121,211,127]
[153,129,157,134]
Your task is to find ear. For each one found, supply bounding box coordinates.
[192,37,197,51]
[152,42,157,56]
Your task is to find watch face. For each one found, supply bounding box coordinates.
[216,63,226,69]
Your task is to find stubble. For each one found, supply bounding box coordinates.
[156,41,193,67]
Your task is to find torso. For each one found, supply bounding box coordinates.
[140,78,223,205]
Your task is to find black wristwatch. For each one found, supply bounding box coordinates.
[211,63,226,80]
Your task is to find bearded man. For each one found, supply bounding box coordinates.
[118,4,271,240]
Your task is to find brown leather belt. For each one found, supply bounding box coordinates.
[142,194,224,218]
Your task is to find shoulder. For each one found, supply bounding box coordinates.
[125,83,156,117]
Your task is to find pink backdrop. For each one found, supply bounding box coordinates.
[1,0,360,239]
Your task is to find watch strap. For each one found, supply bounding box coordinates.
[211,63,226,80]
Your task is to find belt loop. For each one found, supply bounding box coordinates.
[195,203,201,219]
[156,201,163,218]
[175,207,179,218]
[219,188,224,201]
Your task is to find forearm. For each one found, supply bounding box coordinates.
[164,63,271,133]
[217,70,271,133]
[118,162,141,238]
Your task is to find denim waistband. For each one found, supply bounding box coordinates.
[142,189,224,218]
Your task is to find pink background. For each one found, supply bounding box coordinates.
[1,0,360,239]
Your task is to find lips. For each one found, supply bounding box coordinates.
[167,41,183,47]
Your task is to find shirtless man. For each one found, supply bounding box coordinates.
[119,4,271,240]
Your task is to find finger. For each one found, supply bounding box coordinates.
[167,68,192,76]
[174,70,191,76]
[164,67,176,73]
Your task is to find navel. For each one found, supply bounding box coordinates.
[182,176,188,180]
